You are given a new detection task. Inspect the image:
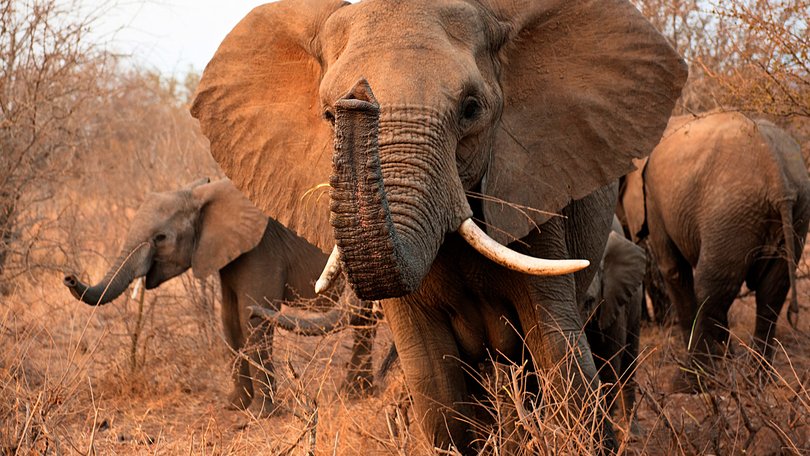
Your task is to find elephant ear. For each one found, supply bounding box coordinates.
[481,0,687,244]
[191,0,346,252]
[190,179,269,279]
[599,231,645,329]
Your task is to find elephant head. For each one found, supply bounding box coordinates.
[64,178,267,305]
[192,0,686,300]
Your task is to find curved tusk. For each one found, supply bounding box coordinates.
[315,246,342,294]
[457,219,590,276]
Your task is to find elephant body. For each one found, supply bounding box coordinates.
[621,112,810,386]
[192,0,686,451]
[64,178,376,414]
[583,217,646,431]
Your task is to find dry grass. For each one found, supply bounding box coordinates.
[2,247,809,455]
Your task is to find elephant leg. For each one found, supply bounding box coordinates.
[246,312,278,416]
[517,217,616,453]
[383,296,473,453]
[750,257,790,363]
[342,299,377,398]
[221,285,253,409]
[689,251,747,378]
[651,235,697,344]
[618,291,642,435]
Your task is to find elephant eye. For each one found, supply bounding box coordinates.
[323,108,336,126]
[154,233,167,243]
[460,97,481,124]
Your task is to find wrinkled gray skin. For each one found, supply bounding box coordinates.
[64,178,377,414]
[583,217,645,433]
[620,112,810,390]
[191,0,686,451]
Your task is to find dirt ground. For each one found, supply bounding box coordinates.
[2,245,809,455]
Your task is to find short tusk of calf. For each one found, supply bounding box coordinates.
[315,245,342,294]
[457,218,590,276]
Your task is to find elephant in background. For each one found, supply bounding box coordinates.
[191,0,686,451]
[582,217,646,434]
[619,112,810,390]
[64,178,377,415]
[617,165,674,325]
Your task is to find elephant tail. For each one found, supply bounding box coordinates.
[779,199,800,329]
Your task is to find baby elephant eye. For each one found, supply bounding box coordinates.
[154,233,167,243]
[460,97,481,122]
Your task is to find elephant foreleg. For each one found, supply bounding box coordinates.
[342,299,377,397]
[246,311,278,417]
[221,285,253,410]
[517,216,616,453]
[384,296,473,453]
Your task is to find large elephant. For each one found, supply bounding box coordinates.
[63,178,377,414]
[619,112,810,390]
[583,217,646,434]
[191,0,686,451]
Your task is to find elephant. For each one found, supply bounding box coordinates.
[63,178,378,415]
[582,217,646,434]
[618,111,810,390]
[190,0,686,451]
[617,166,674,325]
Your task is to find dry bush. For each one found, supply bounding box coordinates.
[634,1,809,133]
[0,0,111,288]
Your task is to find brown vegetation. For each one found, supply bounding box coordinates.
[1,0,809,454]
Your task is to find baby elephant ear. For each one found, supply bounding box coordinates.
[191,0,347,252]
[482,0,687,244]
[190,179,269,279]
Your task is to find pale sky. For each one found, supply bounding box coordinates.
[83,0,361,76]
[81,1,276,76]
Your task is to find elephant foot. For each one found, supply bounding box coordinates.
[341,373,375,399]
[225,388,253,411]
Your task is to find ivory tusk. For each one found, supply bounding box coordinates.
[315,245,342,294]
[457,219,590,276]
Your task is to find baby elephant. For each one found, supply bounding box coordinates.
[582,218,646,433]
[64,178,376,415]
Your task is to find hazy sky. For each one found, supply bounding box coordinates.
[85,0,362,76]
[85,1,272,76]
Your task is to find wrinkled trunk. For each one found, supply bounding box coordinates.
[64,241,152,306]
[249,306,349,336]
[330,80,470,300]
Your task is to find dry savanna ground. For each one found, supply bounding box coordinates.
[1,213,809,455]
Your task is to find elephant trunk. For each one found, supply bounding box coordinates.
[63,241,152,306]
[249,306,349,336]
[330,80,470,300]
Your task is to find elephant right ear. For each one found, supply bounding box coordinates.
[190,179,269,279]
[191,0,347,252]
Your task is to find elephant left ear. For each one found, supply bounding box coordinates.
[481,0,688,243]
[599,231,645,329]
[190,179,269,279]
